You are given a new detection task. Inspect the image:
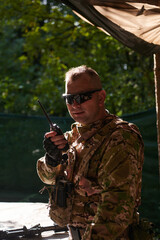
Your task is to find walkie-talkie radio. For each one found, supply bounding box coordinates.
[37,99,73,208]
[37,99,69,151]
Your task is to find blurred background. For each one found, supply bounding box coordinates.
[0,0,159,230]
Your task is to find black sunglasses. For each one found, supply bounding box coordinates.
[62,89,102,105]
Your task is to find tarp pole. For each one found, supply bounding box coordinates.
[154,52,160,179]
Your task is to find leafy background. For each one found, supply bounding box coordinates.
[0,0,155,116]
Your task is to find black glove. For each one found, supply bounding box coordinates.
[43,137,62,167]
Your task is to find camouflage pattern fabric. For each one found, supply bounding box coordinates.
[37,112,144,240]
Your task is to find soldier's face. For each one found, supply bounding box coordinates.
[65,74,105,125]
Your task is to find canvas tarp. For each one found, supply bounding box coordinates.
[61,0,160,55]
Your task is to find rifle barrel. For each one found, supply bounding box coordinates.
[41,225,68,233]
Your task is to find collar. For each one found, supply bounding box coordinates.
[71,110,113,142]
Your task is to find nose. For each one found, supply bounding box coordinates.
[71,99,81,108]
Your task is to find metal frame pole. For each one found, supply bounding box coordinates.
[154,52,160,180]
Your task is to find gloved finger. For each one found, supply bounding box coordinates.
[50,134,65,141]
[57,142,68,150]
[43,137,57,151]
[50,136,67,144]
[45,131,57,139]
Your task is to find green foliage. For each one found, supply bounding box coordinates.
[0,0,155,116]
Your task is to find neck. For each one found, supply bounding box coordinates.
[81,109,109,126]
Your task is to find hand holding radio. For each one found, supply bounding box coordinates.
[38,100,69,166]
[43,131,68,167]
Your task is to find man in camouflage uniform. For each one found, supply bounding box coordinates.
[37,65,144,240]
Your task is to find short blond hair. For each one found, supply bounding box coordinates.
[65,65,102,89]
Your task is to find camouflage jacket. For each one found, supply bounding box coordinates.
[37,112,144,240]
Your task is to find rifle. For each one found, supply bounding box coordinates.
[0,224,68,239]
[37,99,69,151]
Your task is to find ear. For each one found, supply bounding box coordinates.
[98,90,106,106]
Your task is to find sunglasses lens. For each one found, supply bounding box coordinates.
[62,89,101,105]
[80,94,92,104]
[66,96,74,105]
[66,94,92,104]
[74,95,81,104]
